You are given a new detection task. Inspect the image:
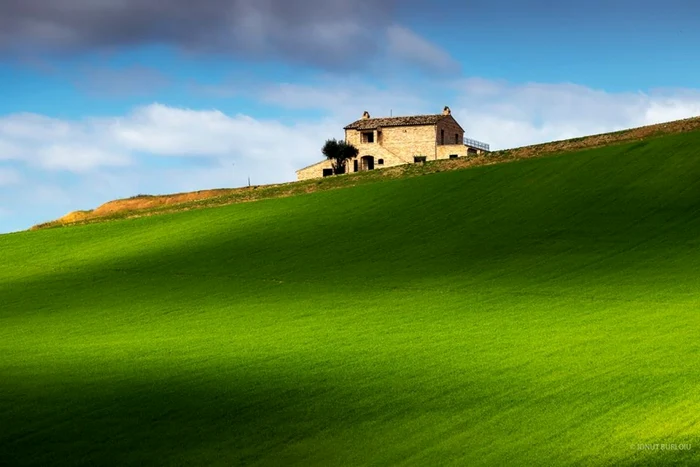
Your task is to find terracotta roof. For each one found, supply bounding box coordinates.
[344,114,448,130]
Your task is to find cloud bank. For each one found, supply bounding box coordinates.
[0,0,464,73]
[2,80,700,233]
[452,80,700,149]
[0,104,337,174]
[0,0,398,69]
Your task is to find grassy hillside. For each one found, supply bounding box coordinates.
[32,115,700,230]
[3,130,700,465]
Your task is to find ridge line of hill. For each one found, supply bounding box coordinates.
[30,115,700,231]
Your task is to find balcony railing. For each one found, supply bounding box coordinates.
[463,138,490,151]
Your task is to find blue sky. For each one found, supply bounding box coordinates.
[1,0,700,233]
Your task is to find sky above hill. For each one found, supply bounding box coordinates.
[1,0,700,233]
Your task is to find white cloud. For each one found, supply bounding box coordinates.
[111,104,337,169]
[3,81,700,234]
[0,113,73,140]
[0,139,27,160]
[0,103,342,232]
[0,113,131,172]
[452,79,700,149]
[258,79,431,125]
[5,83,696,178]
[386,25,461,74]
[257,78,700,151]
[37,144,131,172]
[0,104,337,174]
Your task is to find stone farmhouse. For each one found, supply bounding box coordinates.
[296,106,489,181]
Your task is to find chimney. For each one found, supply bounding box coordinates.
[362,111,371,119]
[442,106,451,116]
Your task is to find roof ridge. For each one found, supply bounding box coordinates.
[361,113,444,120]
[344,113,449,130]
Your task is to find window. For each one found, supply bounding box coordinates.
[455,133,459,144]
[362,131,375,143]
[449,154,459,159]
[414,155,427,163]
[440,129,445,145]
[377,159,384,165]
[322,168,333,177]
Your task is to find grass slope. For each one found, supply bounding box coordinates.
[3,131,700,465]
[32,116,700,231]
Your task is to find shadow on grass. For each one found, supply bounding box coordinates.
[0,373,410,465]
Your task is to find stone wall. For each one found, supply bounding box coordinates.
[436,144,468,160]
[345,127,417,170]
[464,145,486,156]
[296,159,334,181]
[435,115,467,160]
[436,116,464,147]
[346,124,439,166]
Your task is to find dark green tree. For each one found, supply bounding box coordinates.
[322,139,358,175]
[338,140,359,171]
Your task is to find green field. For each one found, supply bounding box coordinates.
[3,131,700,465]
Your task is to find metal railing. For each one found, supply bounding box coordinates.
[463,138,490,151]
